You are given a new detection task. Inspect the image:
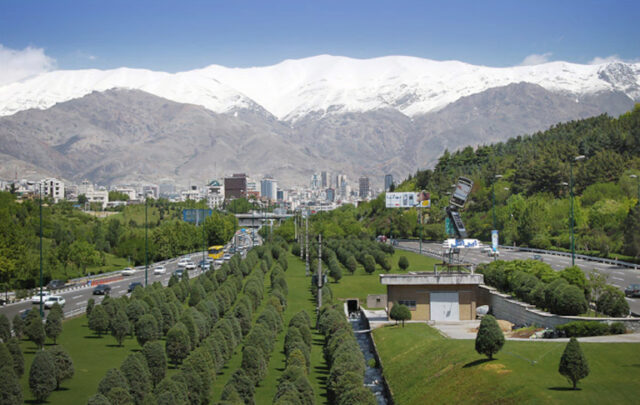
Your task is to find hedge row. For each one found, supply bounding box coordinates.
[318,303,376,405]
[273,310,315,405]
[220,246,289,405]
[87,249,261,405]
[556,321,626,337]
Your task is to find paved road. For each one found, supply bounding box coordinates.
[398,240,640,315]
[0,252,217,322]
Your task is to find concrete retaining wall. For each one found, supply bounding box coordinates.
[478,285,640,332]
[367,294,387,309]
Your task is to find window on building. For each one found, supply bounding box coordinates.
[398,300,416,310]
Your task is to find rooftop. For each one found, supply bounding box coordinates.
[380,272,484,285]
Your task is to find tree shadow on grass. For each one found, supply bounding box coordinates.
[548,387,581,391]
[84,335,103,339]
[463,358,495,368]
[314,364,329,375]
[106,344,125,348]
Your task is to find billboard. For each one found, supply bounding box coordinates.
[491,230,499,252]
[182,209,212,224]
[386,191,430,208]
[450,177,473,208]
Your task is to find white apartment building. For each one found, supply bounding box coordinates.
[40,178,65,202]
[78,180,109,209]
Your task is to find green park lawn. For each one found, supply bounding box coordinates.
[373,323,640,405]
[328,249,440,306]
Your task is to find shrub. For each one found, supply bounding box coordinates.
[0,313,10,342]
[12,314,24,339]
[558,337,589,389]
[389,303,411,327]
[596,285,630,317]
[345,256,357,274]
[552,285,588,316]
[29,350,57,402]
[291,243,301,257]
[363,254,376,274]
[398,256,409,271]
[475,315,504,360]
[556,321,610,337]
[49,345,75,390]
[6,338,24,376]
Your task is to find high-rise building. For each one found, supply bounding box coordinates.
[224,173,247,199]
[260,177,278,201]
[335,174,347,198]
[384,174,394,191]
[321,171,330,188]
[311,173,319,189]
[359,177,370,199]
[326,188,335,202]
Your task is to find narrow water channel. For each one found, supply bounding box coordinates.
[349,313,390,405]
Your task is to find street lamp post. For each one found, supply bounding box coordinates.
[39,183,44,317]
[145,196,148,287]
[492,175,503,230]
[570,155,585,267]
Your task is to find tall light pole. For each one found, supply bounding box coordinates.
[39,182,44,317]
[570,155,585,267]
[491,175,503,261]
[631,174,639,204]
[144,196,148,287]
[317,234,322,310]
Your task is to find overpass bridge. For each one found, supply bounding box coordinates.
[236,212,293,229]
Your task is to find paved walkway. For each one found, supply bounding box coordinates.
[361,311,640,343]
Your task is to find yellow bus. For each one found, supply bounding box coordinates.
[208,245,224,260]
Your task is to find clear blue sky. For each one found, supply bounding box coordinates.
[1,0,639,71]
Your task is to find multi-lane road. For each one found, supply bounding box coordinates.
[398,240,640,315]
[0,252,214,322]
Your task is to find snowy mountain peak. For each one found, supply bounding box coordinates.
[0,55,638,120]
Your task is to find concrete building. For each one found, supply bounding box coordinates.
[225,173,247,199]
[143,184,159,199]
[326,188,335,202]
[113,187,137,201]
[380,272,484,321]
[358,176,370,199]
[181,185,201,202]
[384,174,394,191]
[40,178,65,202]
[321,171,330,188]
[260,177,278,201]
[78,180,109,209]
[206,180,225,209]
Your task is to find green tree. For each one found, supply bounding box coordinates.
[25,311,46,349]
[49,345,74,390]
[69,240,101,273]
[623,205,640,258]
[166,323,190,366]
[474,315,505,360]
[345,256,357,275]
[7,338,25,377]
[120,353,152,405]
[135,314,158,347]
[86,298,95,317]
[559,337,589,389]
[107,386,134,405]
[0,313,10,342]
[142,341,167,388]
[389,303,411,327]
[596,285,630,317]
[11,314,24,339]
[45,309,63,344]
[111,309,131,346]
[241,346,267,385]
[89,305,110,337]
[29,350,57,402]
[362,254,376,274]
[398,256,409,271]
[86,393,111,405]
[97,368,130,397]
[0,364,22,405]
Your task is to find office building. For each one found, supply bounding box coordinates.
[260,177,278,201]
[224,173,247,199]
[385,174,394,191]
[359,177,370,199]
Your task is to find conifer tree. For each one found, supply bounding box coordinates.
[559,337,590,389]
[474,315,505,359]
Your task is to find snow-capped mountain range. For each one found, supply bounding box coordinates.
[1,55,639,120]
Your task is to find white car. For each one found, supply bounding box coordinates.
[153,265,167,275]
[31,290,51,304]
[177,259,189,267]
[214,258,224,266]
[44,295,65,309]
[121,267,136,276]
[185,262,197,270]
[481,246,491,253]
[222,254,232,261]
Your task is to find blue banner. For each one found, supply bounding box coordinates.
[182,209,212,224]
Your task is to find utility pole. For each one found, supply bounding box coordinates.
[419,207,422,255]
[202,209,206,269]
[317,234,322,310]
[39,183,44,317]
[145,197,148,287]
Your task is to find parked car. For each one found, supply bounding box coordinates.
[121,267,136,276]
[177,259,189,267]
[198,260,211,271]
[128,282,143,293]
[222,254,232,261]
[214,258,224,266]
[46,279,66,290]
[20,308,32,320]
[93,284,111,295]
[172,269,184,279]
[44,295,65,309]
[185,262,197,270]
[625,284,640,298]
[532,254,544,262]
[31,290,52,304]
[153,265,167,275]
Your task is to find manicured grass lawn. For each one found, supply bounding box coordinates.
[329,249,440,306]
[19,314,147,404]
[373,323,640,405]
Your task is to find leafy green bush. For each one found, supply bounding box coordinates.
[556,321,610,337]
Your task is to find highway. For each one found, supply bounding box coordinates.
[0,252,213,322]
[398,240,640,315]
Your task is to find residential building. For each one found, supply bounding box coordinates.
[260,177,278,201]
[113,187,137,201]
[40,178,65,202]
[326,188,335,202]
[181,185,201,201]
[78,180,109,209]
[206,180,225,209]
[143,184,159,199]
[225,173,247,199]
[321,171,330,188]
